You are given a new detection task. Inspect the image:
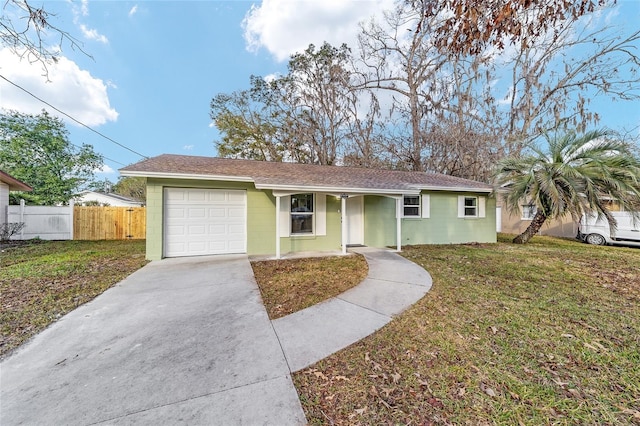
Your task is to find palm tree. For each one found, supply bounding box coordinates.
[493,130,640,244]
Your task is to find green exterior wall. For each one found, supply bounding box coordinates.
[364,192,497,248]
[146,178,274,260]
[279,196,342,254]
[145,179,495,260]
[145,178,342,260]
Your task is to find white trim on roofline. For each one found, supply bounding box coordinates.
[119,171,254,182]
[120,171,492,194]
[414,185,493,193]
[258,183,420,195]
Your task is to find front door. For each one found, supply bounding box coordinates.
[346,196,364,245]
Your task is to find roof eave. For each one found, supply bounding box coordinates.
[255,183,418,195]
[0,172,33,191]
[119,170,254,183]
[119,170,492,194]
[414,185,493,193]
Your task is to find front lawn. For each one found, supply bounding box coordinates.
[252,254,368,319]
[0,240,147,357]
[293,235,640,424]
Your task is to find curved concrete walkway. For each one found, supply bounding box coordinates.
[273,247,432,372]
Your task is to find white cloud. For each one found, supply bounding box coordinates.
[96,164,116,174]
[243,0,395,61]
[79,24,109,44]
[81,0,89,17]
[129,5,138,17]
[70,1,108,43]
[263,73,281,83]
[183,145,194,151]
[0,48,119,126]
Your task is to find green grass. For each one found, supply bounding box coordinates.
[293,235,640,425]
[252,254,368,319]
[0,240,147,356]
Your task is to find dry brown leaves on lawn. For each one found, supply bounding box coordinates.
[251,254,368,319]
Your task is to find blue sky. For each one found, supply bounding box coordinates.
[1,0,639,183]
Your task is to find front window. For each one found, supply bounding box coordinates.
[464,197,478,217]
[291,194,314,234]
[403,195,420,217]
[522,204,537,220]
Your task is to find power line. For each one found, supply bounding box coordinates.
[67,141,128,167]
[0,74,149,160]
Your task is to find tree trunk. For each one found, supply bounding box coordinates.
[513,210,548,244]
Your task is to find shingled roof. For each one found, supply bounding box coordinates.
[120,154,491,194]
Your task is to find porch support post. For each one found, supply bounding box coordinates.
[341,195,347,255]
[275,195,281,259]
[396,196,402,252]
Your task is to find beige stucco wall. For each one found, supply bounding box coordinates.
[499,204,579,239]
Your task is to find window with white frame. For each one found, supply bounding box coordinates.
[403,195,420,217]
[521,204,537,220]
[463,196,478,217]
[291,194,314,234]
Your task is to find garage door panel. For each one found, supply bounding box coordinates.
[166,207,186,218]
[228,207,245,217]
[166,242,186,253]
[209,224,226,235]
[228,192,245,202]
[164,188,246,257]
[187,241,207,253]
[188,208,206,218]
[188,224,207,235]
[166,224,186,235]
[228,224,244,234]
[166,191,187,202]
[209,208,226,218]
[187,190,207,201]
[209,192,226,202]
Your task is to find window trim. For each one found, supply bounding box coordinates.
[463,196,478,218]
[403,195,421,217]
[290,193,314,235]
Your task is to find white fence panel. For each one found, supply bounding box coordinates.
[7,200,74,240]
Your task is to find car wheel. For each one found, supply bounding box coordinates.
[586,233,606,246]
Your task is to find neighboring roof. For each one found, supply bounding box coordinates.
[120,154,492,194]
[76,191,143,205]
[0,170,32,191]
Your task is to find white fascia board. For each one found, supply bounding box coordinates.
[260,183,419,196]
[119,170,254,183]
[415,185,493,193]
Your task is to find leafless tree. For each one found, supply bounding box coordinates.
[355,3,448,171]
[356,1,639,182]
[1,0,89,78]
[499,19,640,146]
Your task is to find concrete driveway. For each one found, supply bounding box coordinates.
[0,255,305,425]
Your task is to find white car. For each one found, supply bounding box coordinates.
[578,211,640,247]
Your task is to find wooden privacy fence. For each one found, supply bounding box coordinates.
[74,206,146,240]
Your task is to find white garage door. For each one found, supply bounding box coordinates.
[164,188,246,257]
